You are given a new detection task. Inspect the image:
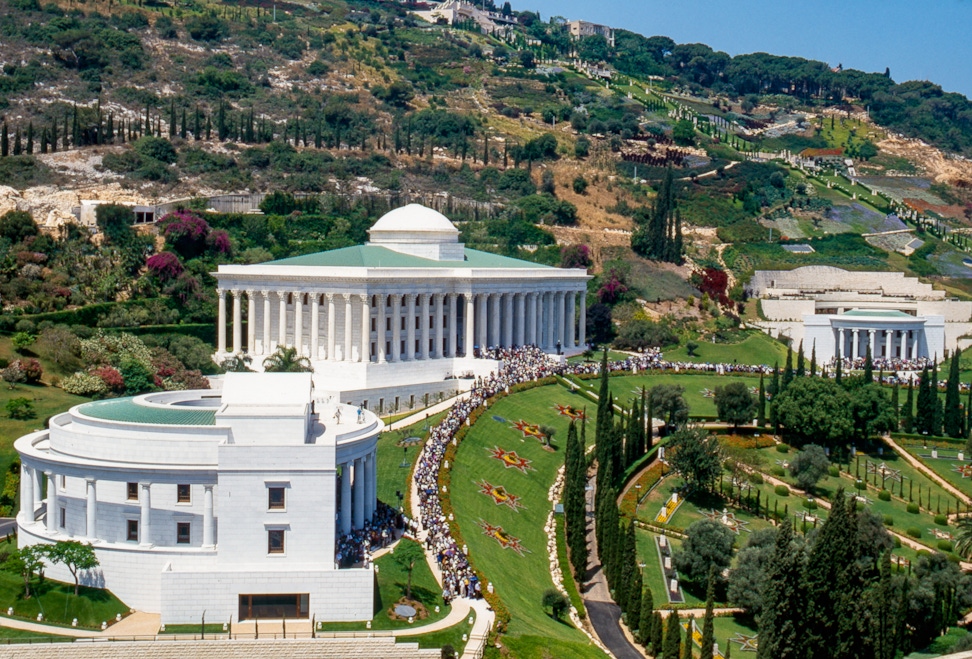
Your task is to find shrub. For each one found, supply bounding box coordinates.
[11,331,36,352]
[5,397,33,419]
[776,444,790,453]
[15,359,42,384]
[133,136,177,164]
[828,466,840,477]
[92,366,125,392]
[878,490,892,502]
[774,484,790,497]
[572,175,588,195]
[906,527,922,538]
[748,472,764,485]
[907,502,920,514]
[883,515,894,526]
[146,251,184,282]
[934,514,948,526]
[60,372,108,396]
[771,466,785,478]
[938,540,954,552]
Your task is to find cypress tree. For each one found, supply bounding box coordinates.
[769,362,780,426]
[169,100,176,137]
[836,351,842,385]
[50,119,57,152]
[782,346,794,392]
[39,128,47,154]
[638,585,654,646]
[870,551,901,659]
[945,349,963,438]
[931,362,943,437]
[663,610,681,659]
[966,384,972,440]
[757,520,805,659]
[650,611,664,655]
[891,382,900,430]
[757,372,766,427]
[646,388,654,449]
[25,122,33,155]
[194,107,201,140]
[628,565,643,632]
[13,127,21,156]
[681,614,694,659]
[796,341,805,378]
[810,341,817,377]
[699,570,716,659]
[180,107,187,140]
[916,366,931,435]
[863,344,874,383]
[903,382,915,433]
[1,123,7,157]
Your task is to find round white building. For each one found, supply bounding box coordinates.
[16,372,381,624]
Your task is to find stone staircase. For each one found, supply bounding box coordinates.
[0,637,442,659]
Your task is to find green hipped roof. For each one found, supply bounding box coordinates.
[78,398,216,426]
[266,245,555,269]
[840,309,914,318]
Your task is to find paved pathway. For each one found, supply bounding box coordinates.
[582,475,645,659]
[386,393,469,432]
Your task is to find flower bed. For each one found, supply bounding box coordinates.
[619,461,668,519]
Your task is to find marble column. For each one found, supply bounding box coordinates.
[203,484,214,548]
[376,294,387,363]
[45,471,56,534]
[503,293,513,348]
[311,294,321,360]
[885,330,893,360]
[217,289,227,353]
[900,331,908,360]
[578,292,587,347]
[20,465,33,524]
[420,294,430,359]
[139,483,151,546]
[465,294,475,357]
[406,294,417,360]
[526,293,537,346]
[838,327,845,359]
[262,291,271,355]
[515,293,525,346]
[353,457,364,529]
[447,293,458,357]
[868,329,876,360]
[364,453,375,523]
[278,292,288,349]
[360,294,371,363]
[852,329,860,361]
[434,294,444,358]
[567,291,576,348]
[392,295,402,362]
[85,478,97,539]
[327,294,337,361]
[293,292,304,356]
[911,332,919,360]
[340,465,352,535]
[246,290,256,354]
[555,291,566,348]
[545,292,554,349]
[489,294,501,348]
[476,294,487,350]
[370,451,378,518]
[344,294,353,362]
[231,290,242,354]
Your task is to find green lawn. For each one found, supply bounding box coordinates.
[662,333,788,367]
[451,383,607,659]
[319,538,451,632]
[0,538,129,628]
[402,610,474,653]
[896,441,972,500]
[0,384,86,475]
[376,411,449,510]
[0,627,70,642]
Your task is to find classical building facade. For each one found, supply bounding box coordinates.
[16,373,381,624]
[749,266,972,363]
[214,204,590,404]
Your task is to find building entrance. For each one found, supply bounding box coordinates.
[238,593,309,620]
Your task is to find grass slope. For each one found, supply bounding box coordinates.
[662,333,788,366]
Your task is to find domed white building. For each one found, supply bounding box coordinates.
[214,204,591,406]
[16,372,381,624]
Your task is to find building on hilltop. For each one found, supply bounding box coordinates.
[16,372,381,624]
[568,20,615,48]
[411,0,517,34]
[748,266,972,363]
[213,203,590,409]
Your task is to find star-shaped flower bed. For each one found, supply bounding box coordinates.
[477,480,524,511]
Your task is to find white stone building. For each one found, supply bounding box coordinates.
[16,373,381,624]
[214,204,590,407]
[749,266,972,362]
[568,20,616,47]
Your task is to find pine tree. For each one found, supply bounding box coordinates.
[945,349,963,438]
[781,346,794,392]
[757,372,766,426]
[699,570,716,659]
[810,341,817,377]
[863,344,874,383]
[638,585,654,646]
[903,382,915,433]
[663,610,681,659]
[796,341,805,378]
[757,520,805,659]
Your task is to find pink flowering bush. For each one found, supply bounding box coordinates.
[159,211,211,258]
[207,229,232,255]
[146,251,184,282]
[92,366,125,392]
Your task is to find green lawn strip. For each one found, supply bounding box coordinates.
[662,333,788,367]
[636,475,780,533]
[894,440,972,501]
[159,623,224,635]
[0,571,128,629]
[0,627,71,642]
[319,538,451,632]
[376,411,449,509]
[905,626,970,658]
[451,384,606,658]
[401,610,474,653]
[711,614,758,656]
[0,384,87,475]
[554,514,585,618]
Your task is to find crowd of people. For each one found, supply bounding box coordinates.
[335,501,403,568]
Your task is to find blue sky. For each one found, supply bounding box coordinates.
[524,0,972,98]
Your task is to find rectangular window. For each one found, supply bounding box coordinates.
[127,519,139,542]
[59,507,65,529]
[371,318,376,332]
[268,487,286,510]
[386,318,391,331]
[268,529,285,554]
[177,484,191,503]
[176,522,191,544]
[127,483,139,501]
[400,317,406,331]
[59,475,66,490]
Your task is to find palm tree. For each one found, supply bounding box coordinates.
[956,515,972,558]
[220,354,253,373]
[263,346,313,373]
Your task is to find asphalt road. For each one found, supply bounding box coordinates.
[0,518,15,537]
[586,600,645,659]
